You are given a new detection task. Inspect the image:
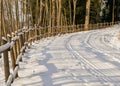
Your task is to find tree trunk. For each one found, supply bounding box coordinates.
[8,0,14,33]
[69,0,72,25]
[15,0,19,32]
[45,0,49,26]
[112,0,115,24]
[52,0,56,27]
[73,0,77,25]
[84,0,90,31]
[52,0,57,35]
[35,0,39,24]
[57,0,62,33]
[39,0,43,26]
[1,0,7,38]
[0,0,2,45]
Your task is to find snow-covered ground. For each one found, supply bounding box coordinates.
[1,25,120,86]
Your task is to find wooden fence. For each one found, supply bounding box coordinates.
[0,21,119,86]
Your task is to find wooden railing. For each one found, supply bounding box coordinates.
[0,21,119,86]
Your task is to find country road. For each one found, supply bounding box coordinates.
[1,25,120,86]
[12,25,120,86]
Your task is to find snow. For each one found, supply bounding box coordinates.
[1,25,120,86]
[0,43,10,53]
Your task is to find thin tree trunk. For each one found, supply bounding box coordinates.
[39,0,43,26]
[57,0,62,33]
[25,0,27,27]
[45,0,49,26]
[69,0,72,25]
[73,0,77,32]
[35,0,39,24]
[49,0,52,27]
[22,0,25,27]
[84,0,90,31]
[4,0,13,34]
[48,0,52,36]
[52,0,56,27]
[15,0,19,33]
[73,0,77,25]
[52,0,57,35]
[0,0,2,45]
[29,1,34,26]
[112,0,115,24]
[8,0,14,33]
[1,0,7,38]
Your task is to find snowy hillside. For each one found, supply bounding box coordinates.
[1,25,120,86]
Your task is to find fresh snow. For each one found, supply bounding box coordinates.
[1,25,120,86]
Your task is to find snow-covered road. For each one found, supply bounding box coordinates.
[1,25,120,86]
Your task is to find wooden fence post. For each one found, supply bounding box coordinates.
[8,35,18,78]
[12,33,17,60]
[19,34,22,62]
[16,38,20,55]
[2,38,10,82]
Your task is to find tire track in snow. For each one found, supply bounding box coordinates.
[81,29,120,85]
[84,29,120,65]
[65,28,120,85]
[65,35,114,85]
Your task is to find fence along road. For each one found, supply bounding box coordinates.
[12,24,120,86]
[0,22,120,86]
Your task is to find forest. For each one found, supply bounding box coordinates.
[26,0,120,26]
[0,0,120,45]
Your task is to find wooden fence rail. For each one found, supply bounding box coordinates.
[0,21,119,86]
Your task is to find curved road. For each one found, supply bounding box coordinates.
[12,25,120,86]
